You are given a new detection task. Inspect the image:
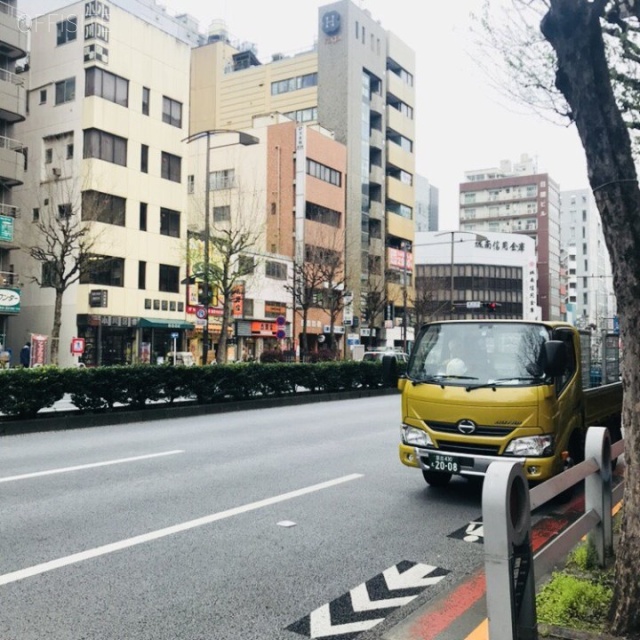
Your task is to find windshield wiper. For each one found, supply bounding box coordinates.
[466,376,543,392]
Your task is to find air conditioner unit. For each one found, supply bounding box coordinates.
[52,167,62,177]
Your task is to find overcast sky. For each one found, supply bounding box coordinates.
[21,0,590,229]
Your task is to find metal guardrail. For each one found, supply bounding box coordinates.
[482,427,622,639]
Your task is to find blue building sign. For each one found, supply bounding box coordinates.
[0,215,14,242]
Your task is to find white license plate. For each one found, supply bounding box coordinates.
[428,453,461,473]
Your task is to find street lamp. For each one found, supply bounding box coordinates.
[434,231,488,315]
[183,129,259,365]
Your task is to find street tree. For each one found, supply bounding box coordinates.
[23,182,108,365]
[479,0,640,633]
[362,273,387,348]
[188,185,262,364]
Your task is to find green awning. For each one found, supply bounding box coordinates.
[139,318,194,330]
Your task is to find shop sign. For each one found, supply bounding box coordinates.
[0,287,20,313]
[251,321,277,336]
[0,215,14,242]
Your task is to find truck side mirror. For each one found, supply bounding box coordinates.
[381,354,398,388]
[542,340,567,377]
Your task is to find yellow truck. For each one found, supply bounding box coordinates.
[394,320,622,487]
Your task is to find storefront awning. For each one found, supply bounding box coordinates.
[139,318,195,330]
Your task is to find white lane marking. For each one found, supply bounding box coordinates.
[0,473,364,586]
[0,450,185,483]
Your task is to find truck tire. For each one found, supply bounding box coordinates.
[422,470,452,487]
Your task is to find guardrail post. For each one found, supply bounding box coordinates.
[483,461,537,640]
[585,426,612,566]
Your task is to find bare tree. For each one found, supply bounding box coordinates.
[24,182,108,365]
[189,183,263,364]
[317,249,347,353]
[479,1,640,633]
[361,274,387,349]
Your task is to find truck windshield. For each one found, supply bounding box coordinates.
[407,322,552,387]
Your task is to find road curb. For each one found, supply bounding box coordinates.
[0,387,400,436]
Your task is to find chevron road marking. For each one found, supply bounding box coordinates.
[287,561,449,639]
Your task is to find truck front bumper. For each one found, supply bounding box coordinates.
[398,443,557,481]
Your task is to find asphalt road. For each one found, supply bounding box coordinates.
[0,395,492,640]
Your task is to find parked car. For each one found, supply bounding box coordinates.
[362,350,409,364]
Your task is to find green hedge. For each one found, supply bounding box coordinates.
[0,361,389,419]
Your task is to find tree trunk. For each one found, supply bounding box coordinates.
[541,2,640,634]
[51,289,64,365]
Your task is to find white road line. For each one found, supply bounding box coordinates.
[0,450,185,483]
[0,473,364,586]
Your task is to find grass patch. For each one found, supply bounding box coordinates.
[537,571,613,632]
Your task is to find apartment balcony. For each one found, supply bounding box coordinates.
[0,134,24,186]
[369,127,384,149]
[369,200,384,220]
[369,163,384,185]
[0,68,25,122]
[369,91,384,114]
[0,2,28,59]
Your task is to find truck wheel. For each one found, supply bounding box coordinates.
[422,470,452,487]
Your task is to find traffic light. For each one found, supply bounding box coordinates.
[485,301,498,313]
[197,283,214,306]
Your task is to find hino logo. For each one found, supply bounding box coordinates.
[457,419,477,434]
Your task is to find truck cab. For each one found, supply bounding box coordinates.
[396,320,621,487]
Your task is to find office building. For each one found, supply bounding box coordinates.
[415,174,439,232]
[458,154,561,321]
[559,188,615,329]
[0,0,27,362]
[189,0,416,348]
[9,0,196,366]
[414,231,538,323]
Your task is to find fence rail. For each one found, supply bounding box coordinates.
[483,427,623,639]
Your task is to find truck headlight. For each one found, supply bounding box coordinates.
[504,435,554,457]
[401,425,433,448]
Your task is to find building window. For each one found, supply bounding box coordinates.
[159,264,180,292]
[54,78,75,105]
[265,260,287,280]
[139,202,147,231]
[81,190,126,226]
[83,128,127,166]
[243,298,254,317]
[162,96,182,128]
[306,159,341,187]
[142,87,150,115]
[305,201,341,227]
[161,152,181,182]
[80,255,125,287]
[41,262,55,288]
[32,208,40,222]
[39,89,47,104]
[187,174,194,194]
[141,144,148,173]
[138,261,146,289]
[85,67,128,107]
[213,205,230,223]
[239,255,255,274]
[56,17,77,45]
[58,203,72,218]
[270,72,318,95]
[160,208,180,237]
[209,168,235,190]
[45,148,53,164]
[66,144,74,159]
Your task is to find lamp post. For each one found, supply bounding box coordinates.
[401,240,410,353]
[183,129,259,365]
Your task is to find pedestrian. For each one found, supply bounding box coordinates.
[20,341,30,368]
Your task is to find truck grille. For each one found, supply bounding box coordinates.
[426,420,514,438]
[436,442,502,456]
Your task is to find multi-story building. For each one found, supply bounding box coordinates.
[559,188,615,329]
[9,0,197,366]
[458,154,562,321]
[0,0,27,361]
[189,0,416,348]
[415,174,439,232]
[185,113,347,361]
[414,230,538,323]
